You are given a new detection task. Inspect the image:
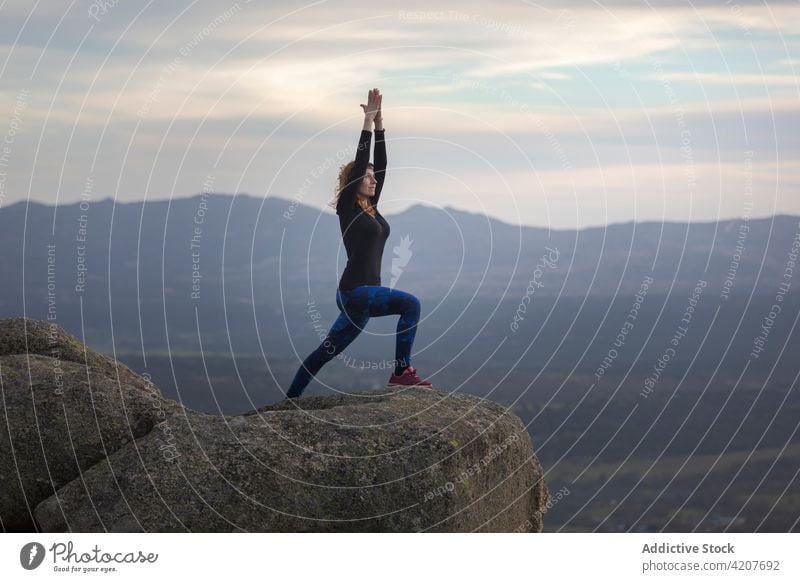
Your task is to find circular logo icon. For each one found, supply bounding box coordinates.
[20,542,46,570]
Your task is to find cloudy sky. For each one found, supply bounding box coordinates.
[0,0,798,228]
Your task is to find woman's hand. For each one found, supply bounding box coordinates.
[375,89,383,123]
[374,89,383,130]
[360,88,381,121]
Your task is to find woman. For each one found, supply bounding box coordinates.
[286,88,433,399]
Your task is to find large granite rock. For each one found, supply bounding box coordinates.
[1,317,550,532]
[0,318,185,532]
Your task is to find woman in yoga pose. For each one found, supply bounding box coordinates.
[286,88,433,399]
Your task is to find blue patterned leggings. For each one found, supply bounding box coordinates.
[287,285,421,398]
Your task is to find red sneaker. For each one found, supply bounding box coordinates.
[388,366,433,388]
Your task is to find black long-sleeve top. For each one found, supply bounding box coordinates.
[336,128,390,291]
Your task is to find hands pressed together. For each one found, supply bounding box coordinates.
[360,87,383,130]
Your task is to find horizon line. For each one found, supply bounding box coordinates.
[4,192,798,233]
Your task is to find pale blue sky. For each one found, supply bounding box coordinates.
[0,0,798,227]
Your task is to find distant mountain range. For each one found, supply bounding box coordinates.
[1,194,798,376]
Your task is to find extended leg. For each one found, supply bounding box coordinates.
[286,309,369,398]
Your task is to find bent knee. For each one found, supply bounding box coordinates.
[405,294,421,315]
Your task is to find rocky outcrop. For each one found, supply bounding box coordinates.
[1,317,550,532]
[0,318,186,532]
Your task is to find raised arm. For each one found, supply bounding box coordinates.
[336,89,379,216]
[372,127,386,208]
[336,127,371,215]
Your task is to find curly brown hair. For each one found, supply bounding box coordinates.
[329,160,376,217]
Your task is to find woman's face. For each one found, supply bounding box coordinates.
[357,167,377,197]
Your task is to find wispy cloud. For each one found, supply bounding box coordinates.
[0,0,797,226]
